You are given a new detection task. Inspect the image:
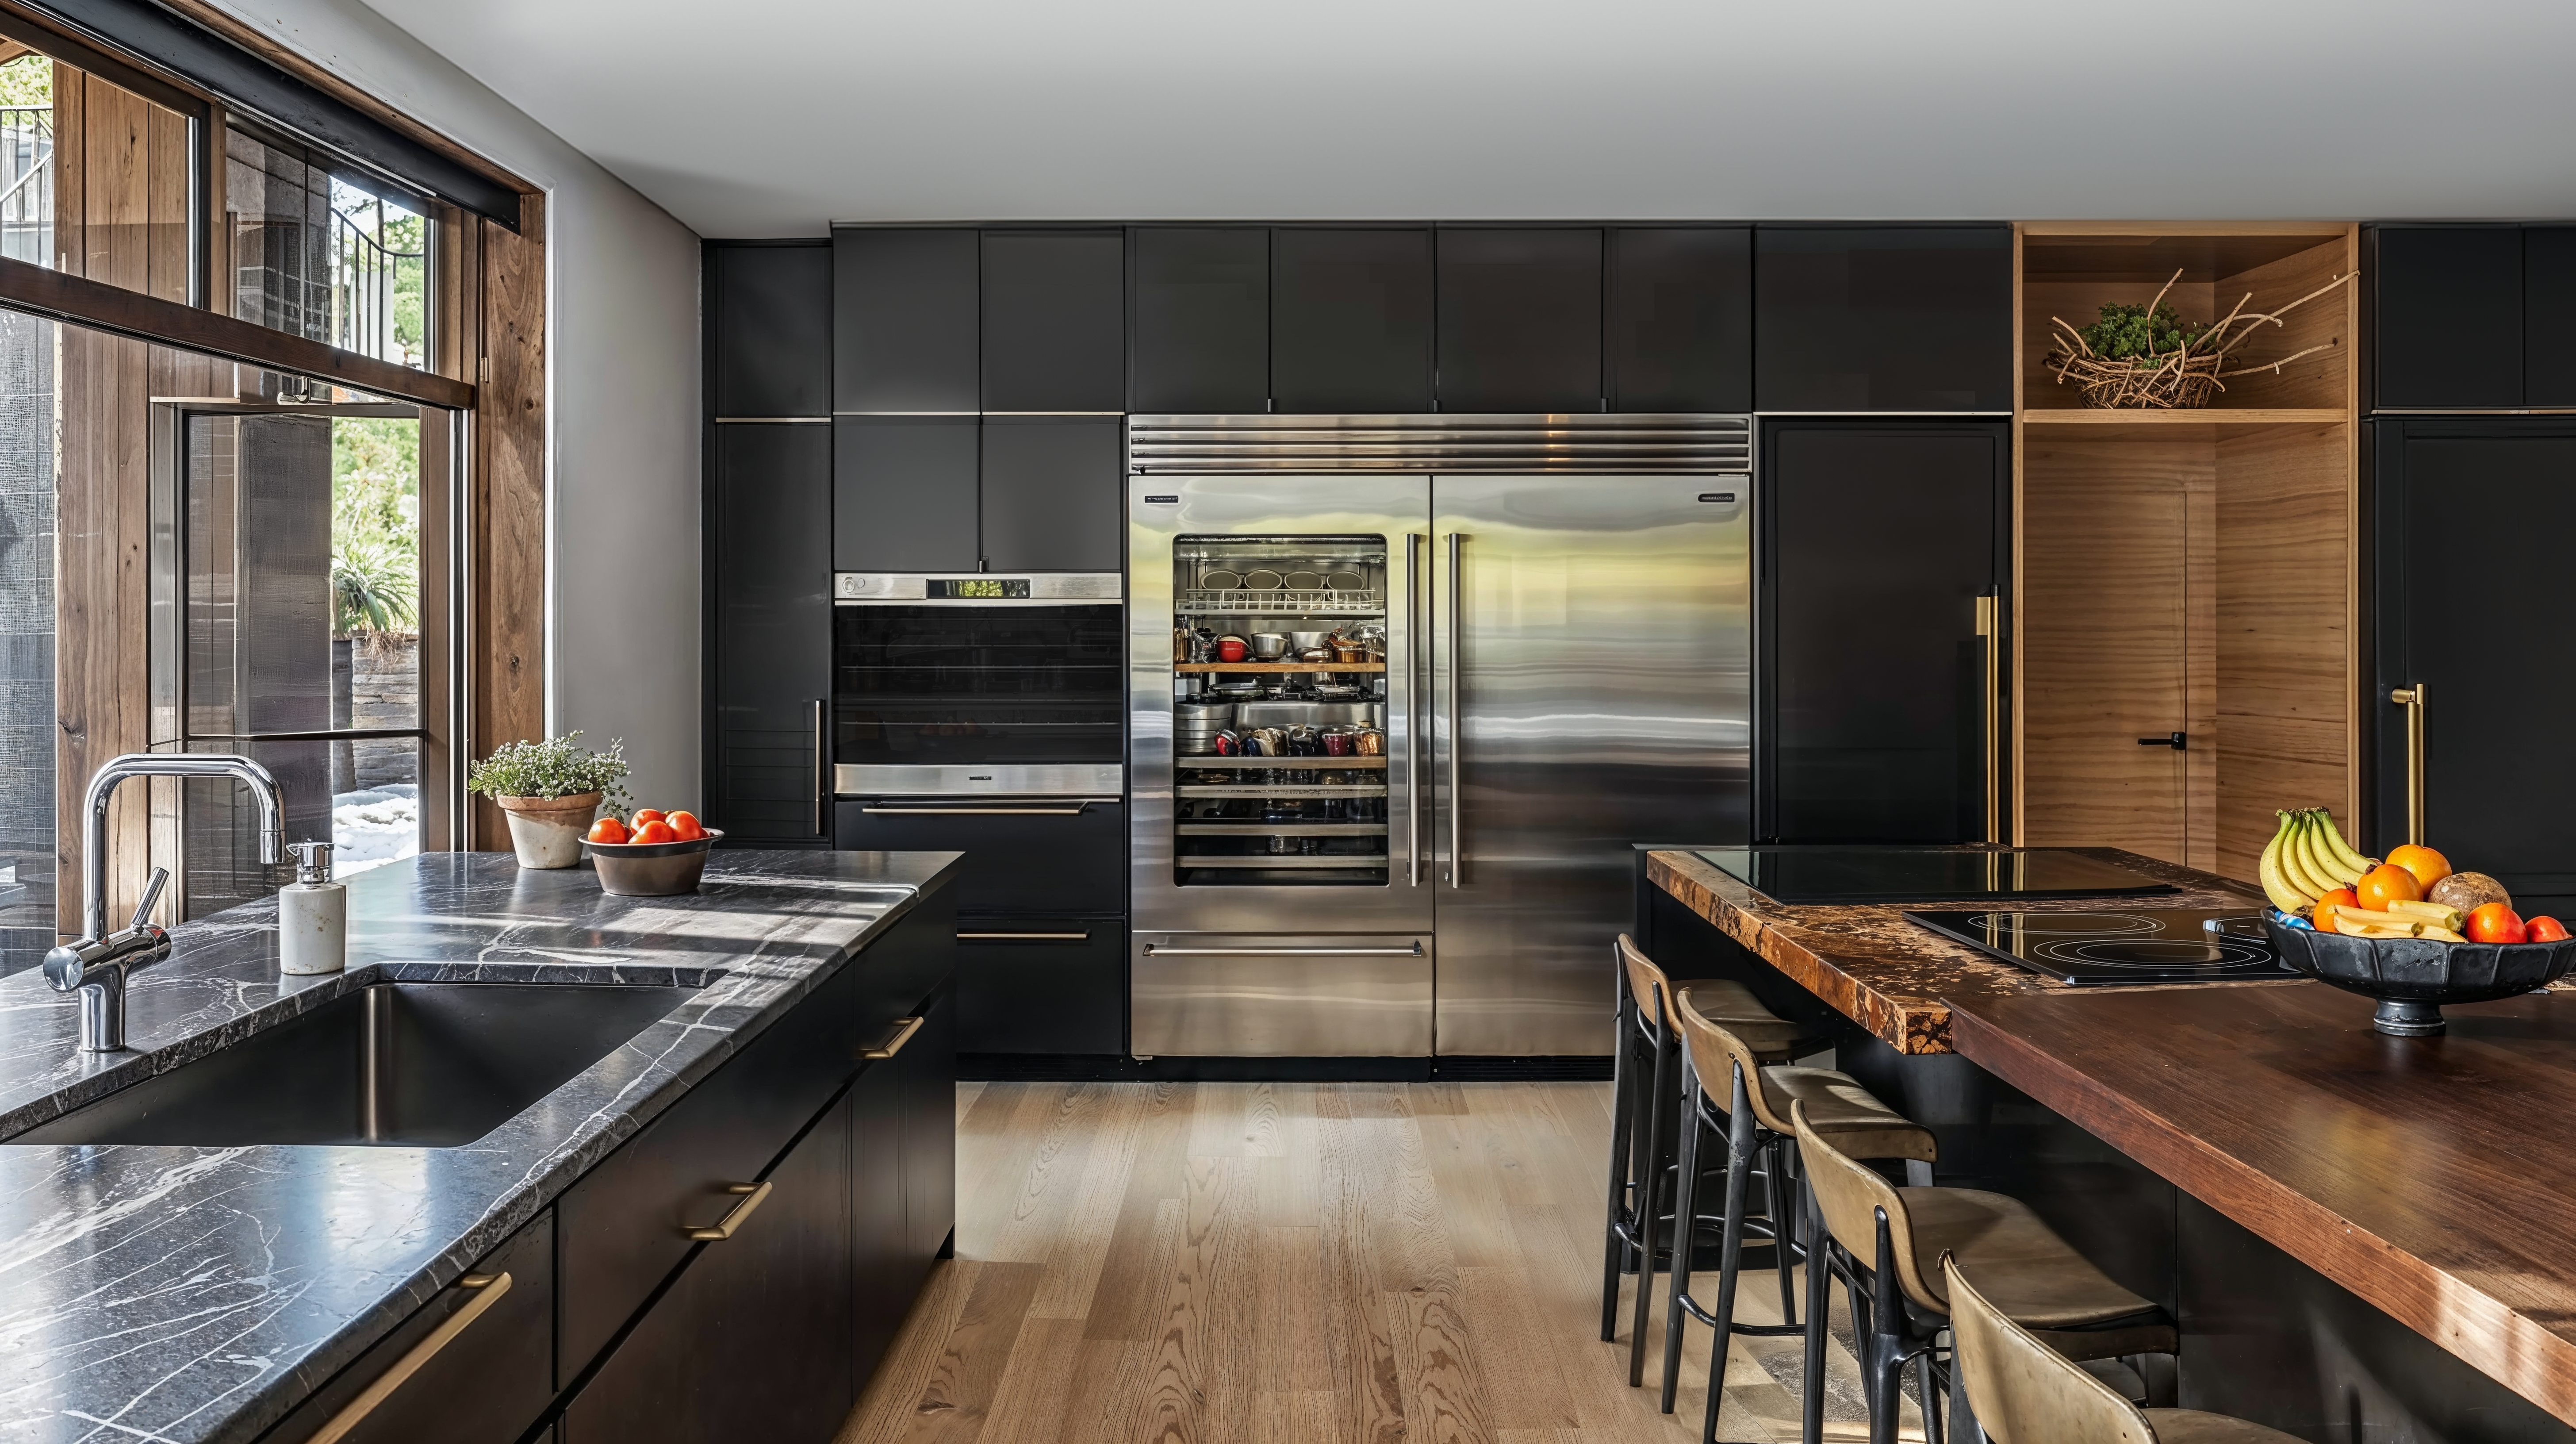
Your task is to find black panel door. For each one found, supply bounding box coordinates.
[954,923,1125,1054]
[982,231,1125,412]
[834,228,978,414]
[1435,228,1602,413]
[710,243,828,418]
[2376,226,2523,410]
[848,1058,906,1383]
[1754,227,2012,412]
[715,425,832,842]
[981,417,1122,572]
[1608,227,1751,413]
[2525,229,2576,407]
[1272,228,1434,413]
[1761,421,2006,843]
[1131,227,1269,413]
[2375,421,2576,916]
[834,417,979,572]
[898,985,958,1271]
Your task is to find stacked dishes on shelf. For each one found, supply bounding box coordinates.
[1175,701,1237,755]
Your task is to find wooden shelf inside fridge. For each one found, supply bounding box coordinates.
[1177,662,1386,673]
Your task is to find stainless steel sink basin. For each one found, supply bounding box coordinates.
[11,981,698,1147]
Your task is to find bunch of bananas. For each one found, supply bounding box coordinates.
[2259,808,2376,914]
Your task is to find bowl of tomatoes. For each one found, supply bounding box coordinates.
[582,808,721,897]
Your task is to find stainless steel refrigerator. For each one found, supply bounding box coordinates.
[1127,415,1751,1058]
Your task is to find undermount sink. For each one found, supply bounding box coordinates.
[11,981,699,1148]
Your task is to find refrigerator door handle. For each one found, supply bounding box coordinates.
[1446,530,1463,889]
[1405,533,1423,887]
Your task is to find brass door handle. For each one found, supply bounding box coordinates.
[864,1015,925,1059]
[307,1272,513,1444]
[685,1181,774,1241]
[2391,683,2426,845]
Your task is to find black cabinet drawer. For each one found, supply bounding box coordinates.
[955,919,1124,1055]
[836,798,1123,914]
[258,1212,553,1444]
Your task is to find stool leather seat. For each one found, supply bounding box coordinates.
[1897,1187,2160,1337]
[1748,1066,1927,1162]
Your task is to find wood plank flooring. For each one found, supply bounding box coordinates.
[836,1081,1906,1444]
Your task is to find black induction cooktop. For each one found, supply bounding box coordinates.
[1905,908,2300,985]
[1693,847,2176,905]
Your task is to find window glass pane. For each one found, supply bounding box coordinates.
[0,35,194,302]
[0,53,54,266]
[228,125,431,371]
[0,306,50,972]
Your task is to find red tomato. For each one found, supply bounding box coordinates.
[586,817,629,845]
[631,819,677,845]
[2527,915,2571,943]
[666,810,706,841]
[630,808,667,826]
[2467,902,2528,945]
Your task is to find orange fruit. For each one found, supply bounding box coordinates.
[2384,844,2452,892]
[666,810,706,841]
[586,817,629,845]
[2312,887,2358,933]
[631,819,677,845]
[631,808,667,826]
[2356,864,2423,911]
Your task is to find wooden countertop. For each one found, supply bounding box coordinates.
[1947,983,2576,1425]
[1644,845,2269,1054]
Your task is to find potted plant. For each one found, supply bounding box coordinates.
[467,732,632,868]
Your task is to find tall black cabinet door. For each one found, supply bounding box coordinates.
[834,228,979,414]
[1608,227,1751,413]
[714,424,832,842]
[710,243,828,418]
[1760,420,2006,843]
[849,1059,906,1383]
[2524,229,2576,407]
[1272,228,1434,414]
[980,417,1122,572]
[1435,228,1602,413]
[1754,228,2012,412]
[834,417,980,572]
[983,231,1125,413]
[1131,227,1269,413]
[898,985,957,1274]
[2373,227,2522,410]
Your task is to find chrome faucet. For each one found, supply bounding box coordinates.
[44,753,287,1052]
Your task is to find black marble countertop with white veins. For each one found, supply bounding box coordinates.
[0,847,958,1444]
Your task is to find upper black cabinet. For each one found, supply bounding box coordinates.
[1131,228,1269,413]
[1436,229,1602,413]
[2375,226,2523,410]
[982,231,1125,412]
[834,417,979,573]
[1754,227,2012,412]
[1609,228,1751,413]
[2527,230,2576,407]
[713,425,832,842]
[981,418,1122,572]
[1272,228,1434,414]
[834,229,978,414]
[709,244,828,419]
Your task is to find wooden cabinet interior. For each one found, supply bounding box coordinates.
[2014,224,2359,883]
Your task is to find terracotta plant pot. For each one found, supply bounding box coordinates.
[493,791,602,869]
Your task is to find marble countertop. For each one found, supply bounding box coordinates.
[0,848,957,1444]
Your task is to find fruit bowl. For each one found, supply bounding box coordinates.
[584,828,722,897]
[2262,915,2576,1036]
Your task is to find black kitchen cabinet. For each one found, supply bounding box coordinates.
[847,1050,908,1383]
[833,416,979,572]
[713,424,832,843]
[980,417,1122,571]
[983,231,1125,413]
[2525,229,2576,406]
[1760,420,2007,843]
[709,243,828,419]
[898,985,958,1268]
[834,228,978,414]
[1435,228,1603,413]
[835,799,1124,915]
[1272,228,1434,413]
[954,922,1124,1054]
[1608,227,1751,412]
[2374,226,2522,410]
[1131,227,1269,413]
[1754,227,2012,412]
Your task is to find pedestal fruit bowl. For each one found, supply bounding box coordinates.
[2263,917,2576,1036]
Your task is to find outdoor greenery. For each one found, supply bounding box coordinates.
[2075,300,2210,361]
[334,182,430,368]
[467,732,633,812]
[0,53,50,111]
[331,416,419,638]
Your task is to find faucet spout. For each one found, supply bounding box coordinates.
[77,753,285,944]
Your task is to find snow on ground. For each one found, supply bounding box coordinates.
[333,784,420,875]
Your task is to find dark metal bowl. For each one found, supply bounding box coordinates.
[583,829,723,897]
[2263,917,2576,1035]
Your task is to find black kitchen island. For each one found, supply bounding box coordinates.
[0,849,958,1444]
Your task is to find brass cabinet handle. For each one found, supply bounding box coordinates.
[1975,594,2003,842]
[685,1181,774,1242]
[957,930,1089,941]
[864,1015,925,1059]
[307,1272,513,1444]
[2391,683,2426,845]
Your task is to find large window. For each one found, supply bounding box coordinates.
[227,123,431,371]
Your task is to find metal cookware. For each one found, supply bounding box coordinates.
[1250,633,1291,660]
[1198,569,1243,591]
[1242,569,1284,591]
[1217,635,1250,663]
[1288,631,1329,651]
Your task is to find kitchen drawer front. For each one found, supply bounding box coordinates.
[955,918,1125,1054]
[835,799,1123,914]
[258,1212,554,1444]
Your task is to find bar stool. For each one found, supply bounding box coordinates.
[1602,934,1808,1386]
[1944,1255,2300,1444]
[1793,1100,2177,1444]
[1660,987,1936,1440]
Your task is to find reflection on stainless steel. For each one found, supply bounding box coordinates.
[833,763,1122,796]
[1131,933,1434,1056]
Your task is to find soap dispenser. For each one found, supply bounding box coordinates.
[279,840,346,975]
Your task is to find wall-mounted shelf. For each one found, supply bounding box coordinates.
[2022,408,2346,428]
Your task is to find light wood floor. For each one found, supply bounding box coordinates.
[835,1081,1906,1444]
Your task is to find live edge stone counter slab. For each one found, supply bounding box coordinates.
[0,848,958,1444]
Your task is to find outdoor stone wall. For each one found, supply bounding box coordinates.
[350,633,419,790]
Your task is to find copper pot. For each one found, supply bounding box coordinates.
[1333,641,1368,664]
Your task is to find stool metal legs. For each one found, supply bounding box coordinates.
[1599,973,1644,1341]
[1627,1001,1677,1385]
[1660,1061,1809,1440]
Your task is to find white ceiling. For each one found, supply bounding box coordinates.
[364,0,2576,238]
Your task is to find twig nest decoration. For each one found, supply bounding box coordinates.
[2044,268,2356,409]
